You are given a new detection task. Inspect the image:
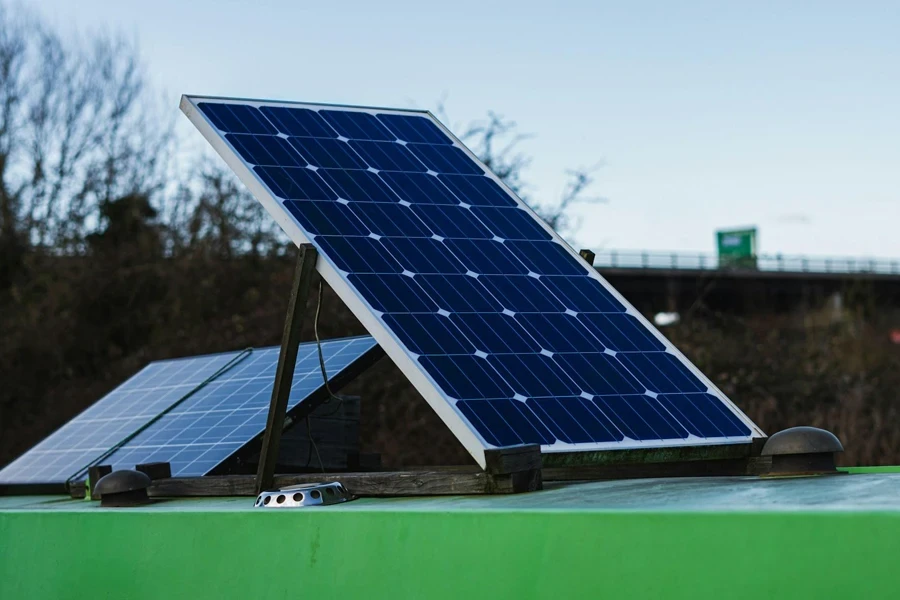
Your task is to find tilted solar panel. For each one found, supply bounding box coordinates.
[182,96,763,468]
[0,336,380,485]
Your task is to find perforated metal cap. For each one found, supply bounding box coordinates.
[94,469,152,507]
[254,482,353,508]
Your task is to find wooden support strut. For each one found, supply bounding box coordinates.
[255,244,318,495]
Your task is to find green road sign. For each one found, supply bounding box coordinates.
[717,227,757,269]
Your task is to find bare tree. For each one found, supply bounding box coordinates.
[437,101,606,239]
[167,159,287,259]
[0,1,173,264]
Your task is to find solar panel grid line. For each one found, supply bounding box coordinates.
[0,336,379,484]
[181,95,763,467]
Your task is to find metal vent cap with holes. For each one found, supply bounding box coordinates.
[254,482,353,508]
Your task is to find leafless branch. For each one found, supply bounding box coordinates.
[438,100,605,238]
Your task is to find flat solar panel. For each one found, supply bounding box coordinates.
[0,336,380,485]
[182,95,764,467]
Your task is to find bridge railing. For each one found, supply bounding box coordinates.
[592,250,900,276]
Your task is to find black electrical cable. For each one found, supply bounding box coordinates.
[305,279,338,473]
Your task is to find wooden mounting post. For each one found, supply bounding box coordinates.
[256,244,318,495]
[484,444,543,493]
[88,464,113,500]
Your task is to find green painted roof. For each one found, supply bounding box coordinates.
[5,472,900,600]
[4,470,900,513]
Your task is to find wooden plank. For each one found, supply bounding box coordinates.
[0,483,67,496]
[149,469,540,498]
[255,244,318,495]
[483,444,542,474]
[68,481,87,499]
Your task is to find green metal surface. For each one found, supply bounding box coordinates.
[839,465,900,474]
[3,474,900,599]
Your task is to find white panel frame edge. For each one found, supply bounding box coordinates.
[181,95,764,469]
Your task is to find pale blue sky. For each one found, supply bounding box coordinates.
[33,0,900,256]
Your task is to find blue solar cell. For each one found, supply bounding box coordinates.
[320,110,395,141]
[410,204,493,239]
[350,273,437,313]
[199,102,276,135]
[456,400,517,446]
[287,137,367,170]
[259,106,337,138]
[284,201,368,236]
[443,239,528,275]
[578,313,664,352]
[478,275,566,313]
[680,393,751,437]
[471,207,553,241]
[377,113,453,145]
[317,236,403,274]
[409,144,484,175]
[530,397,621,444]
[349,202,431,237]
[438,174,516,207]
[553,353,644,396]
[415,274,502,313]
[187,97,761,465]
[488,353,581,398]
[419,355,512,400]
[541,276,626,313]
[348,140,427,172]
[595,395,668,441]
[255,166,336,201]
[382,237,466,274]
[457,399,555,446]
[0,336,379,484]
[318,169,399,202]
[508,241,588,276]
[617,352,706,395]
[450,313,540,354]
[657,393,728,438]
[227,134,304,167]
[380,172,460,205]
[383,313,474,355]
[516,313,605,353]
